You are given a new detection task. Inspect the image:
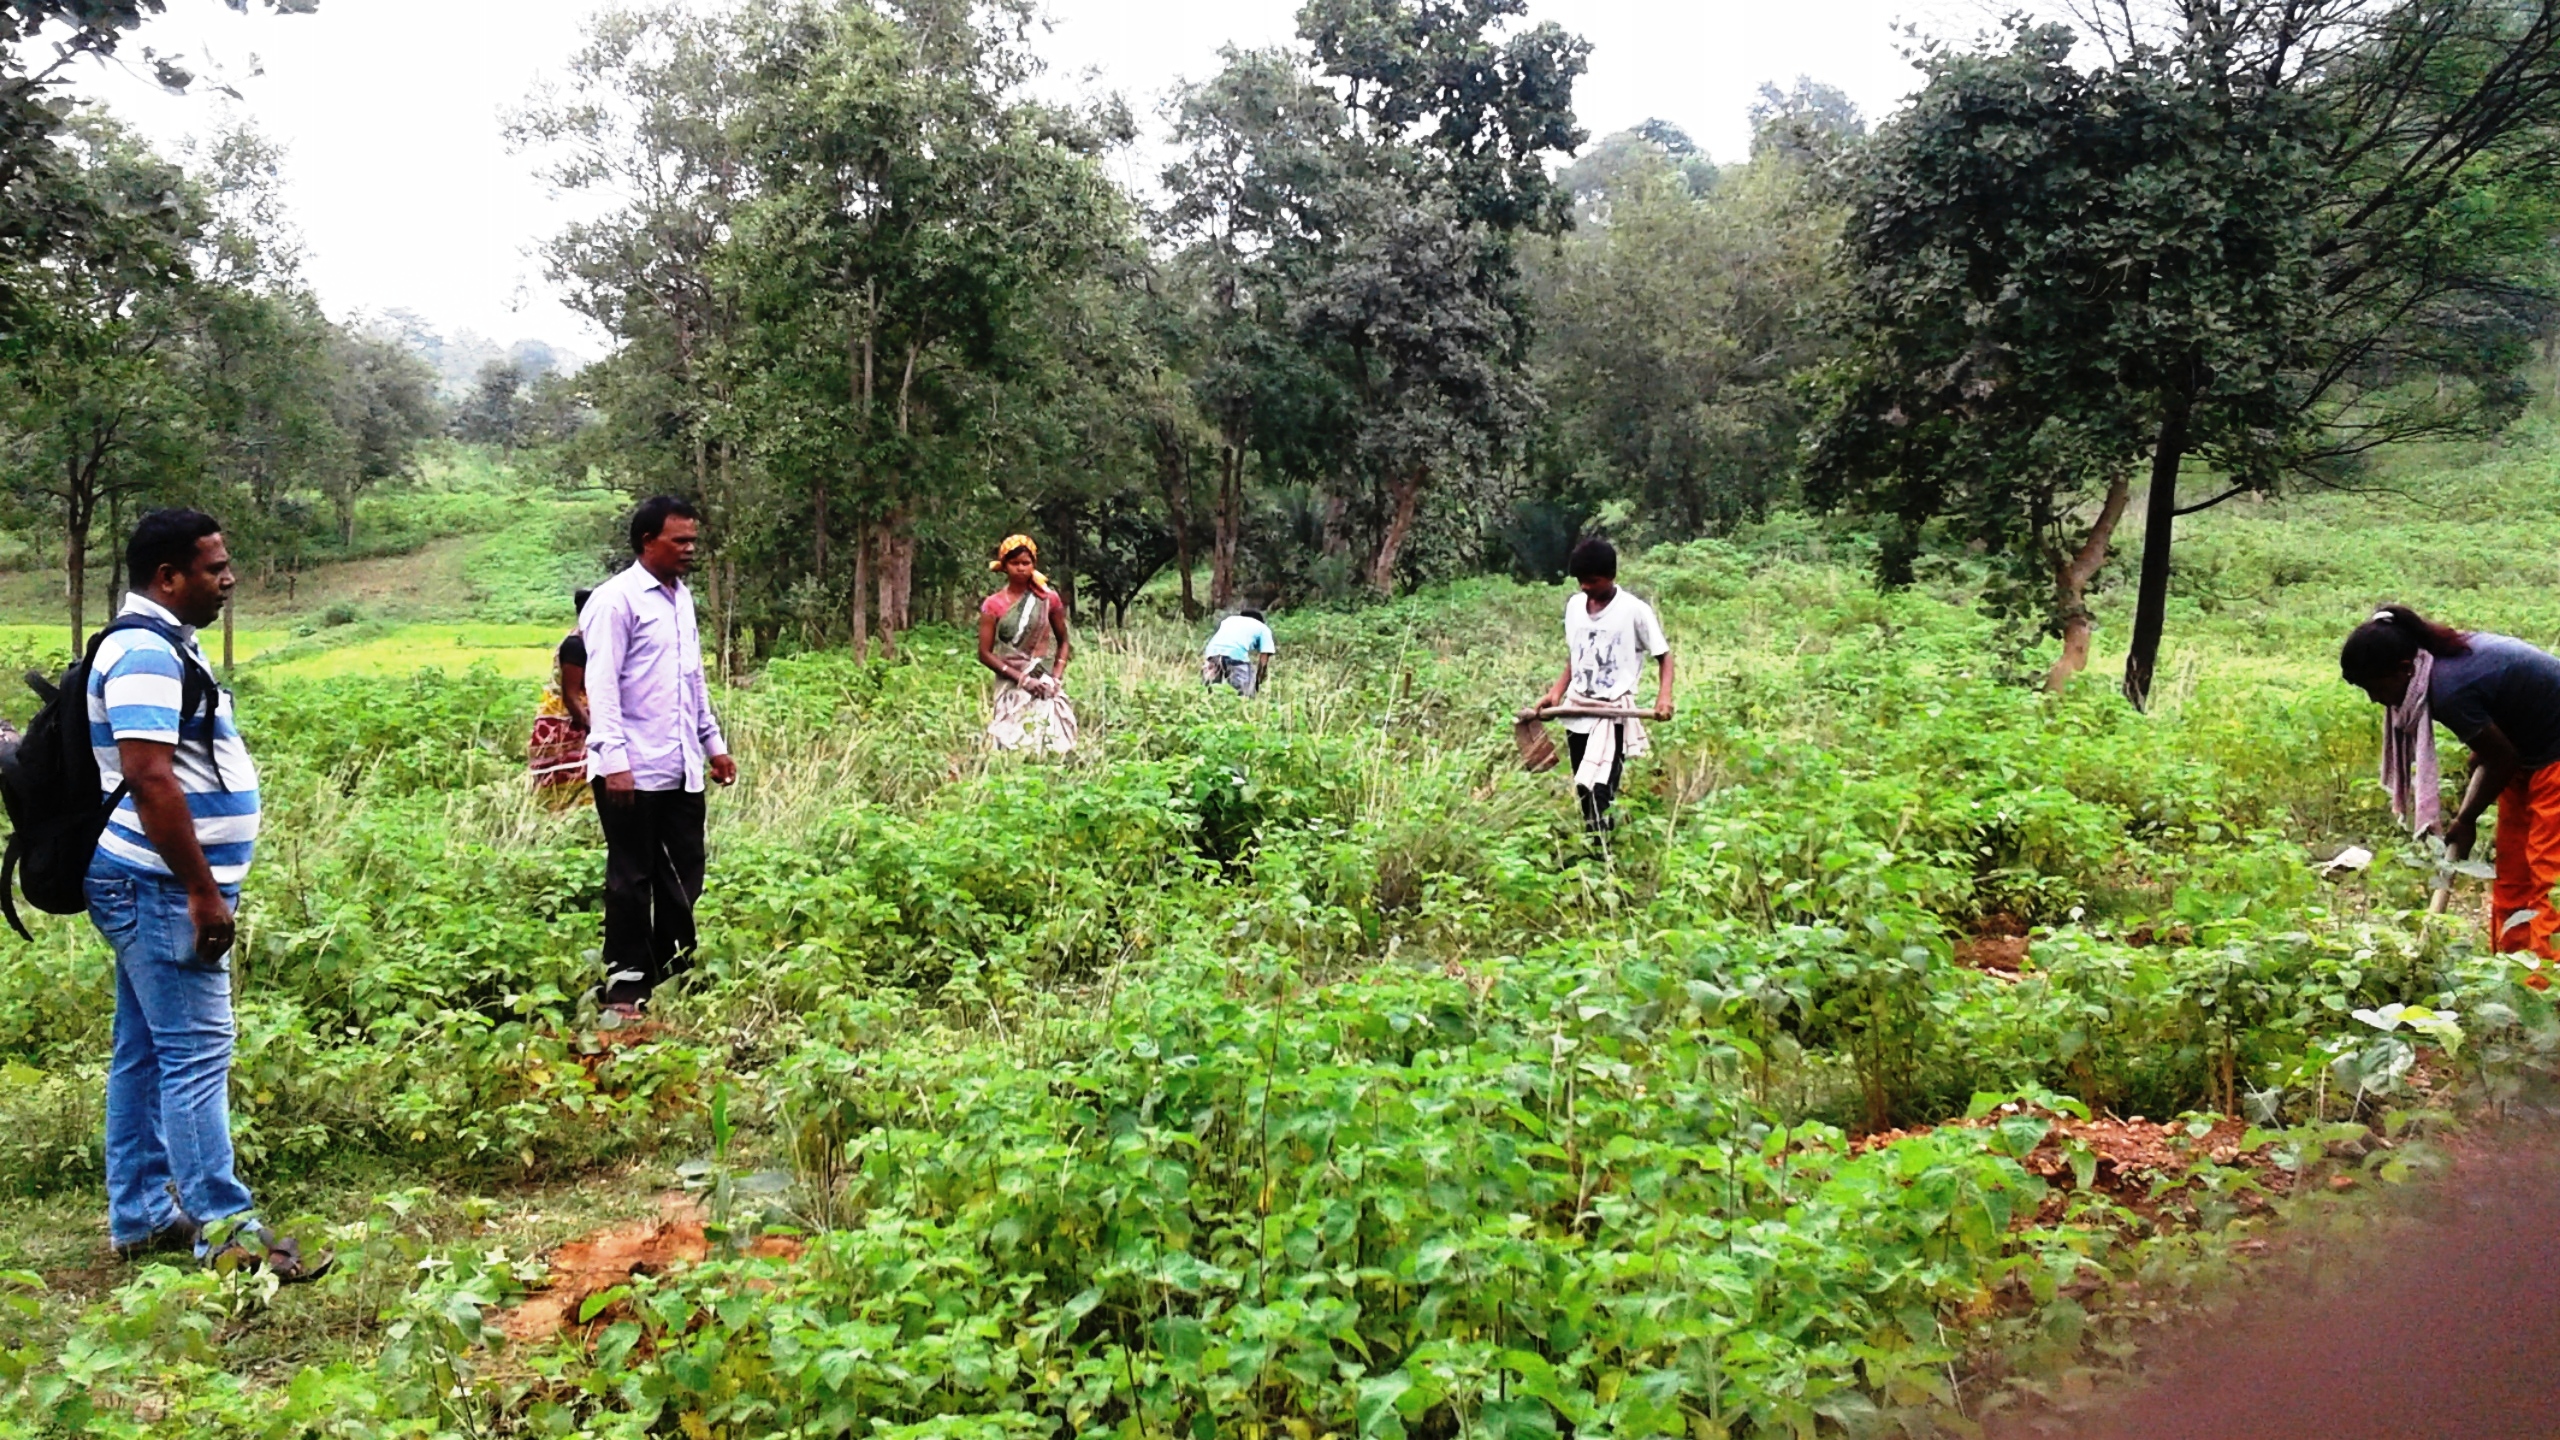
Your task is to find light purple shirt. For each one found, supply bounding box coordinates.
[581,561,727,792]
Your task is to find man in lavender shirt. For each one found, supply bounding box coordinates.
[581,495,738,1016]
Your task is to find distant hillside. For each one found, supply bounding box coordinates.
[359,307,589,399]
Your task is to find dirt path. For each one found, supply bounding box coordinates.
[1999,1126,2560,1439]
[233,535,480,623]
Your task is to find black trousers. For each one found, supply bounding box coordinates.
[1565,727,1626,832]
[593,782,707,1006]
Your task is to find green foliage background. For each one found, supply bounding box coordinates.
[1,422,2555,1436]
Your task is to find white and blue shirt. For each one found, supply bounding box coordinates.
[1203,614,1276,664]
[87,594,260,886]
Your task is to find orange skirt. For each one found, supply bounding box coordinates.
[2490,761,2560,968]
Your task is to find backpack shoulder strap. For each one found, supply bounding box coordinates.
[0,844,28,943]
[90,615,226,791]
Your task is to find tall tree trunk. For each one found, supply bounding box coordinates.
[878,514,914,640]
[106,489,123,614]
[65,444,96,653]
[1155,425,1199,620]
[1367,470,1426,595]
[850,516,871,660]
[65,506,85,655]
[895,341,918,437]
[702,535,726,684]
[814,478,828,583]
[872,337,922,653]
[2121,389,2193,711]
[1319,487,1350,559]
[1211,442,1244,608]
[2044,473,2134,693]
[720,556,738,679]
[702,441,738,680]
[849,286,875,656]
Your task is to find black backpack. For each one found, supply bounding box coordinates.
[0,615,224,940]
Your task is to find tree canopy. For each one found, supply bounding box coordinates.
[1814,1,2560,704]
[14,0,2548,695]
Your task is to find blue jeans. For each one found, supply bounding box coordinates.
[88,862,254,1251]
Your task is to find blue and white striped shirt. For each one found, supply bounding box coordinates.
[86,594,260,886]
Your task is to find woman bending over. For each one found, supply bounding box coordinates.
[2342,605,2560,962]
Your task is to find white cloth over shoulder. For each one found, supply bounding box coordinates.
[2381,648,2440,838]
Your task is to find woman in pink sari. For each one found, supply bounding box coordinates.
[975,535,1076,753]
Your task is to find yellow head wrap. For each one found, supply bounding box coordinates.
[990,534,1050,588]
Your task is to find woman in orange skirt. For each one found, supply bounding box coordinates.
[2343,605,2560,967]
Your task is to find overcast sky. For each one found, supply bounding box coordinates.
[66,0,1993,351]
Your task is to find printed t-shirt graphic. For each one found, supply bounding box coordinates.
[1562,590,1668,734]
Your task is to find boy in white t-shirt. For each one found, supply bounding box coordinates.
[1520,538,1674,831]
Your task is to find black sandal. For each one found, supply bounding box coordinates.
[112,1215,200,1262]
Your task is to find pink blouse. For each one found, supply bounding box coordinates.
[982,585,1065,663]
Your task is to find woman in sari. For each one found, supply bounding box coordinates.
[977,535,1077,753]
[527,588,594,805]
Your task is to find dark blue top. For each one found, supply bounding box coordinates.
[2429,633,2560,771]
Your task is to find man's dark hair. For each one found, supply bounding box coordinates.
[573,588,594,615]
[128,509,223,589]
[629,495,700,553]
[1240,608,1265,622]
[1566,536,1617,581]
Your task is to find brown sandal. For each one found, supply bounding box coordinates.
[203,1223,334,1285]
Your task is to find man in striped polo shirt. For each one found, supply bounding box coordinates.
[86,510,322,1280]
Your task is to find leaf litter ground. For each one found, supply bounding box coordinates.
[498,1191,803,1345]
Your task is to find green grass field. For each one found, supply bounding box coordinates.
[0,448,613,714]
[0,430,2554,1437]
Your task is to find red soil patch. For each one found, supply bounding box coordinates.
[572,1019,668,1081]
[2016,1114,2275,1223]
[2121,923,2195,948]
[499,1192,804,1344]
[1955,934,2030,975]
[1862,1107,2284,1223]
[1955,913,2031,977]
